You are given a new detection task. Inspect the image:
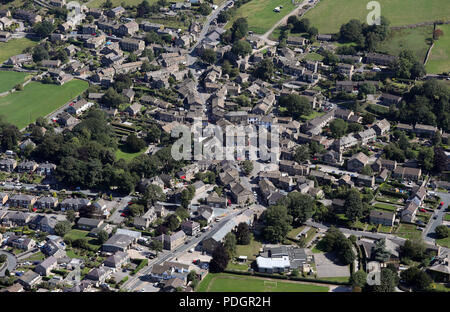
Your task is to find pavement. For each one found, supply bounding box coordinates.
[314,252,351,278]
[423,191,450,244]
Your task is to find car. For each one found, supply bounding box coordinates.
[121,212,126,217]
[419,208,426,212]
[433,215,438,219]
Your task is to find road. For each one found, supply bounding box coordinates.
[309,164,359,178]
[1,181,98,197]
[0,250,17,277]
[423,191,450,244]
[123,208,243,291]
[108,195,133,225]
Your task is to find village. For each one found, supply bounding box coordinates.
[0,0,449,293]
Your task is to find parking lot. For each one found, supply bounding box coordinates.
[314,253,351,278]
[173,250,212,267]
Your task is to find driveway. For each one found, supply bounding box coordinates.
[314,252,351,278]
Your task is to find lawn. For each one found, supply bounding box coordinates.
[115,144,146,162]
[196,273,329,292]
[0,71,32,93]
[235,236,262,261]
[226,262,250,272]
[0,38,38,64]
[302,0,450,34]
[436,236,450,248]
[0,79,89,129]
[302,52,325,62]
[226,0,296,34]
[375,195,403,205]
[444,214,450,222]
[426,24,450,74]
[287,226,306,239]
[301,110,325,121]
[395,223,422,240]
[24,251,46,261]
[373,203,398,212]
[64,229,102,251]
[376,26,433,63]
[378,225,392,233]
[318,276,349,283]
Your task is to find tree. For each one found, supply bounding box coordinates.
[373,268,398,292]
[187,270,200,289]
[253,58,274,81]
[200,48,217,65]
[242,160,253,176]
[104,0,112,8]
[435,225,449,239]
[345,189,364,221]
[339,19,364,44]
[66,210,76,223]
[350,270,367,288]
[54,220,72,237]
[400,267,432,290]
[101,88,126,108]
[32,45,49,62]
[144,184,166,206]
[278,94,312,119]
[329,119,348,138]
[217,10,230,23]
[224,232,237,258]
[361,165,373,176]
[362,113,375,125]
[175,207,190,220]
[282,192,315,226]
[126,134,146,153]
[209,243,229,273]
[0,254,7,263]
[433,147,448,173]
[97,230,109,244]
[433,28,444,40]
[400,239,427,262]
[294,145,310,163]
[150,239,163,254]
[199,2,212,15]
[235,222,251,245]
[166,214,181,232]
[373,239,391,263]
[33,21,55,38]
[231,40,252,57]
[263,205,293,243]
[231,18,248,41]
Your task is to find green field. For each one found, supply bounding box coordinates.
[395,223,422,240]
[64,229,102,251]
[303,0,450,34]
[197,273,329,292]
[115,144,146,162]
[426,24,450,74]
[0,38,38,64]
[226,0,296,34]
[0,71,32,93]
[445,214,450,222]
[376,26,433,63]
[436,236,450,248]
[0,79,88,129]
[235,237,262,261]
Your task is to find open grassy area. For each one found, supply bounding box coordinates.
[395,223,422,240]
[302,52,325,62]
[444,214,450,222]
[24,251,46,261]
[375,195,403,205]
[64,229,102,251]
[115,144,146,162]
[378,225,392,233]
[436,236,450,248]
[226,262,250,271]
[0,71,32,93]
[235,236,262,261]
[287,226,305,240]
[0,38,39,64]
[301,110,325,121]
[428,283,450,292]
[426,24,450,74]
[373,203,398,212]
[197,273,329,292]
[0,79,88,129]
[303,0,450,34]
[376,26,433,63]
[226,0,296,34]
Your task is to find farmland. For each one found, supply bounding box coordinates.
[0,71,32,93]
[0,79,89,129]
[0,38,39,64]
[426,24,450,74]
[302,0,450,34]
[196,273,329,292]
[226,0,296,34]
[376,26,433,63]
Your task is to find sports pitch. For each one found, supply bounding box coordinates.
[196,273,330,292]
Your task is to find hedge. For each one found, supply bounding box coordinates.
[223,270,351,286]
[131,259,148,275]
[379,189,409,199]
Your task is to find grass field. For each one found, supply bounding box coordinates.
[64,229,102,251]
[0,71,32,93]
[115,144,146,162]
[303,0,450,34]
[0,79,88,129]
[226,0,296,34]
[436,236,450,248]
[235,237,262,261]
[445,214,450,222]
[196,273,329,292]
[395,223,422,240]
[426,24,450,74]
[376,26,433,63]
[0,38,39,64]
